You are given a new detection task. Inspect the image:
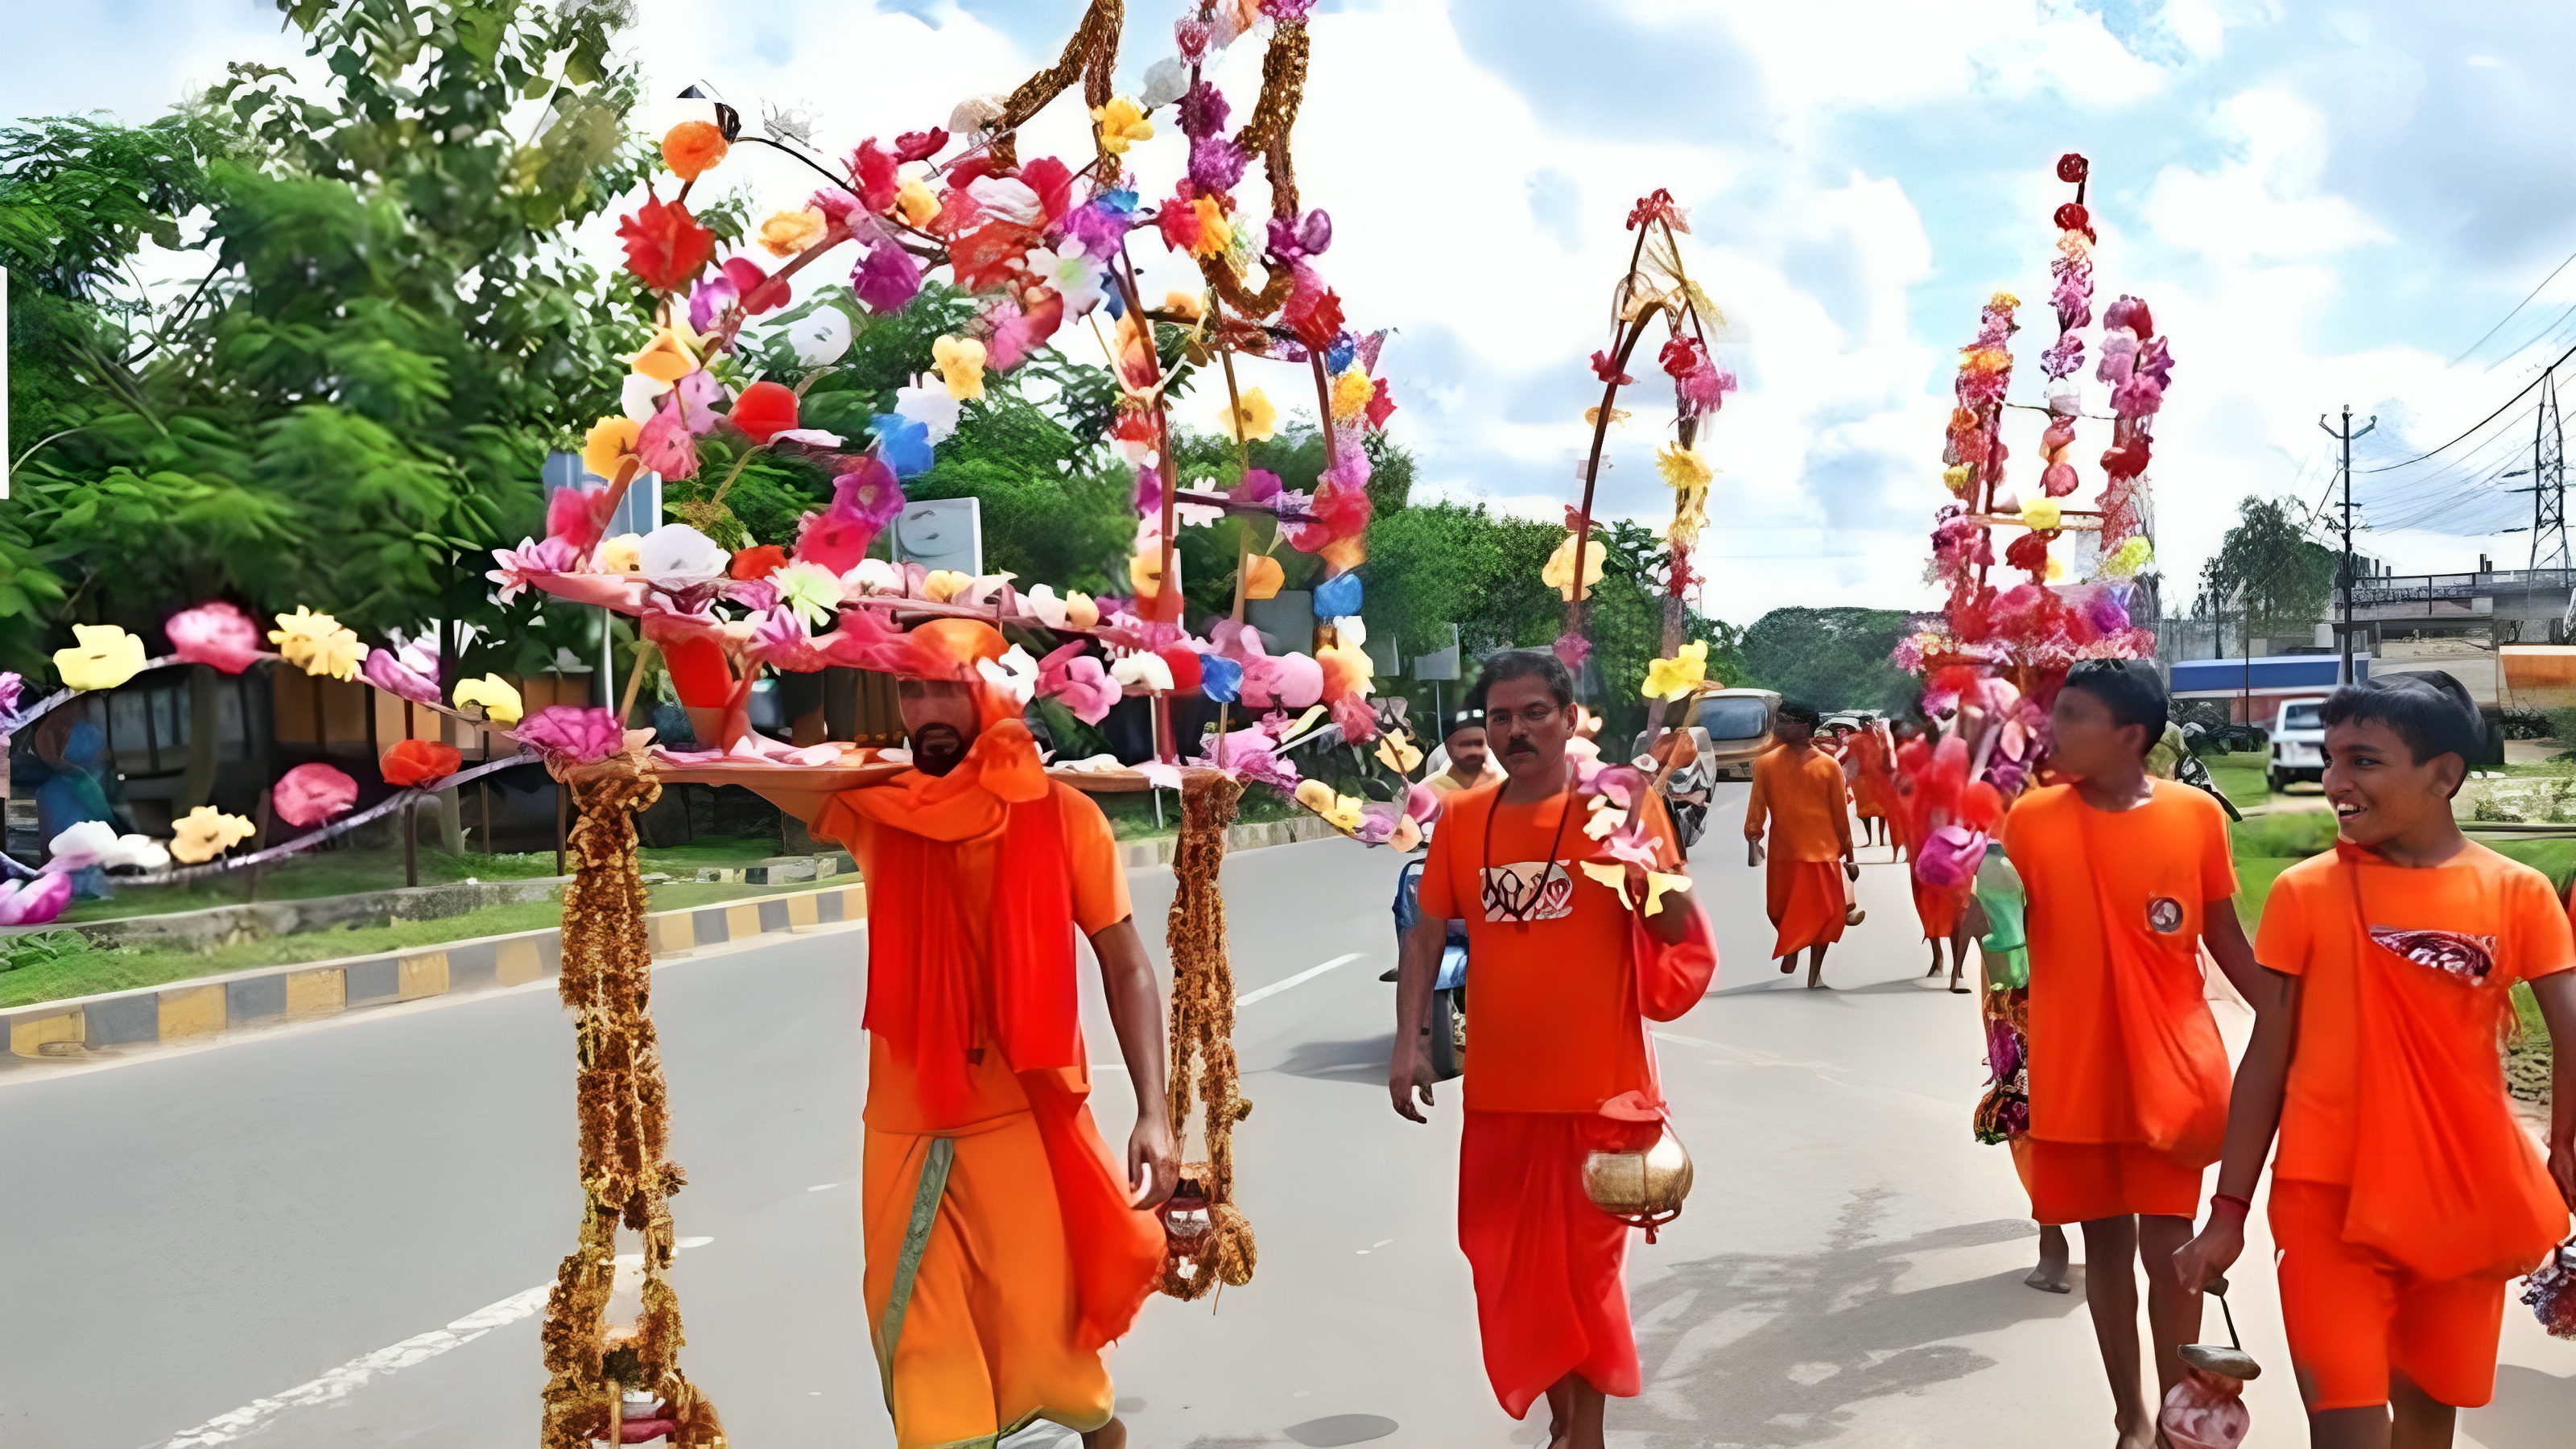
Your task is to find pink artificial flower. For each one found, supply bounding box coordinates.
[1552,633,1591,671]
[1133,461,1166,516]
[1038,642,1120,724]
[0,872,72,927]
[1242,650,1323,710]
[165,601,264,674]
[808,186,864,224]
[1591,820,1662,869]
[273,762,360,828]
[487,536,583,604]
[361,645,441,704]
[1588,349,1633,386]
[841,458,906,529]
[671,369,727,436]
[852,236,922,314]
[1233,469,1283,506]
[547,482,610,551]
[1330,693,1379,743]
[746,608,825,672]
[1191,724,1299,791]
[687,273,737,332]
[1403,782,1441,822]
[514,704,627,767]
[637,394,700,481]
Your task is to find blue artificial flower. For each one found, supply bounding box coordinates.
[1198,653,1244,704]
[873,414,935,478]
[1313,571,1364,619]
[1327,333,1358,373]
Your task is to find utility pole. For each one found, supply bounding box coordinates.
[2533,371,2567,576]
[2321,405,2379,684]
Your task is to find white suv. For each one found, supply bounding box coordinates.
[2267,696,2329,792]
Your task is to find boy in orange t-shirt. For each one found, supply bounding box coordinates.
[2179,673,2576,1448]
[2004,659,2266,1448]
[1744,702,1859,988]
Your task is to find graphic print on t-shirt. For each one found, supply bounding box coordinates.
[1480,861,1573,923]
[2368,926,2497,985]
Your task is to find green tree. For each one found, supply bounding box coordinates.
[1741,605,1918,714]
[2195,495,2337,644]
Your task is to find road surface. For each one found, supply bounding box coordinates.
[4,783,2571,1447]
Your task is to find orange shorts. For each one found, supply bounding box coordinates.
[2271,1179,2508,1411]
[2025,1141,2202,1225]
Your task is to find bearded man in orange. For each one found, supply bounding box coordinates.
[2005,659,2264,1449]
[1389,649,1715,1449]
[757,620,1174,1449]
[1745,701,1858,988]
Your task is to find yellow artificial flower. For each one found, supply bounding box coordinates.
[2021,497,2062,531]
[1641,870,1692,916]
[1542,530,1607,602]
[1578,860,1633,905]
[1331,368,1374,424]
[454,674,524,726]
[1294,778,1335,815]
[2044,552,2069,584]
[52,623,148,691]
[583,415,643,479]
[756,207,828,258]
[631,327,699,385]
[1657,444,1713,493]
[921,569,972,603]
[1127,550,1169,598]
[1241,554,1284,601]
[1659,444,1713,548]
[1322,792,1364,834]
[1063,591,1101,630]
[1583,406,1632,427]
[1162,290,1206,324]
[1641,639,1708,702]
[1186,196,1232,259]
[269,606,367,681]
[170,805,256,865]
[1989,289,2021,311]
[2102,536,2154,579]
[1092,97,1154,155]
[895,178,940,229]
[1375,731,1422,774]
[599,534,644,573]
[1942,464,1975,497]
[932,335,987,402]
[1221,386,1277,443]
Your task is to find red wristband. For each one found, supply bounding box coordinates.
[2210,1193,2252,1221]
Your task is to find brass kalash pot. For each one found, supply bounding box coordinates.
[1580,1125,1694,1241]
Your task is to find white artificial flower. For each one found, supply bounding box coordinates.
[843,558,902,596]
[976,644,1040,704]
[961,572,1018,606]
[1112,653,1174,693]
[112,834,172,871]
[1174,500,1223,528]
[787,308,852,367]
[622,371,671,423]
[949,94,1005,137]
[46,819,121,869]
[1025,244,1105,317]
[770,427,844,448]
[1022,583,1069,628]
[1331,616,1367,649]
[1139,56,1191,109]
[966,176,1043,228]
[636,523,729,586]
[894,375,962,444]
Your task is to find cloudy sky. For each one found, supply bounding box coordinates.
[15,1,2576,626]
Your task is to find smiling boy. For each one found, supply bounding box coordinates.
[2177,672,2576,1449]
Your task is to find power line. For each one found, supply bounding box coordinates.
[2450,243,2576,364]
[2355,342,2576,474]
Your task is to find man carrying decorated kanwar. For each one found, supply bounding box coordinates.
[1745,701,1859,988]
[2178,672,2576,1449]
[753,619,1174,1449]
[2004,658,2264,1449]
[1388,649,1716,1449]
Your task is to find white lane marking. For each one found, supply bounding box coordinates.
[150,1240,712,1447]
[807,1183,840,1192]
[1235,952,1363,1008]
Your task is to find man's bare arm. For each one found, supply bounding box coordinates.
[1089,917,1179,1209]
[2530,971,2576,1209]
[2175,970,2301,1291]
[2200,897,2272,1009]
[1386,915,1446,1122]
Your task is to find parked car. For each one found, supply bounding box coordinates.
[1692,687,1782,782]
[2267,696,2329,791]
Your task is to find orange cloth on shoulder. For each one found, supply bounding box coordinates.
[2271,1179,2511,1412]
[2004,781,2236,1214]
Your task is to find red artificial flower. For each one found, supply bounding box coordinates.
[381,738,463,789]
[2055,151,2089,184]
[1364,376,1397,431]
[850,139,900,214]
[893,127,949,164]
[1626,188,1686,233]
[730,545,787,580]
[1588,349,1634,386]
[1664,551,1698,598]
[2100,436,2152,479]
[729,381,800,444]
[2004,530,2052,576]
[943,153,998,191]
[2054,202,2091,235]
[722,255,790,315]
[1155,194,1205,255]
[1659,335,1707,379]
[1019,156,1075,224]
[617,193,716,293]
[1286,285,1345,351]
[951,224,1036,292]
[1157,646,1204,694]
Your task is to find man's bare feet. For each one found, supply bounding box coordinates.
[1082,1416,1128,1449]
[2025,1224,2073,1293]
[2112,1414,2157,1449]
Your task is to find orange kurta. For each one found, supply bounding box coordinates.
[2256,844,2575,1410]
[816,770,1159,1448]
[2002,780,2235,1224]
[1419,781,1715,1416]
[1747,745,1852,958]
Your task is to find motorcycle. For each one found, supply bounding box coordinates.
[1392,857,1468,1081]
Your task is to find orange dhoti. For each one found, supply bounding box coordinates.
[1766,857,1847,958]
[1458,1110,1658,1417]
[1912,878,1965,942]
[865,1108,1133,1446]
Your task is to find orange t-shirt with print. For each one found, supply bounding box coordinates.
[1418,780,1680,1113]
[2257,842,2574,1186]
[2003,779,2237,1157]
[815,781,1131,1133]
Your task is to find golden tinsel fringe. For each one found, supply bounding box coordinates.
[1159,776,1254,1301]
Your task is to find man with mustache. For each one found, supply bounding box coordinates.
[1389,650,1716,1449]
[755,620,1174,1449]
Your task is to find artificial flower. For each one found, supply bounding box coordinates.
[894,376,963,444]
[787,308,853,366]
[2021,497,2063,532]
[836,460,907,530]
[844,558,902,596]
[772,428,844,449]
[895,178,940,229]
[976,644,1041,705]
[165,601,263,674]
[167,806,256,865]
[1641,640,1708,701]
[723,254,790,315]
[872,413,935,477]
[1162,289,1206,324]
[637,523,729,584]
[631,328,699,385]
[635,396,699,481]
[1038,643,1120,724]
[1190,134,1248,193]
[1064,591,1101,629]
[1241,554,1285,601]
[1112,652,1174,693]
[849,138,901,213]
[583,416,644,481]
[272,763,359,829]
[967,175,1044,229]
[1376,731,1423,774]
[852,237,923,314]
[687,272,737,332]
[920,569,972,603]
[1541,531,1607,602]
[360,644,440,704]
[757,208,828,258]
[1657,444,1713,493]
[1553,632,1592,671]
[380,738,463,788]
[1588,349,1634,386]
[268,606,367,681]
[1140,56,1191,109]
[1293,780,1367,835]
[1199,653,1245,704]
[1317,644,1374,705]
[1092,96,1154,155]
[1025,244,1105,316]
[617,193,716,293]
[514,705,626,768]
[661,120,728,181]
[772,560,843,627]
[485,536,580,604]
[1221,386,1277,442]
[729,380,800,444]
[2102,536,2154,579]
[453,674,524,726]
[932,335,988,401]
[1330,368,1374,423]
[1185,196,1233,259]
[621,371,671,423]
[1312,571,1363,618]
